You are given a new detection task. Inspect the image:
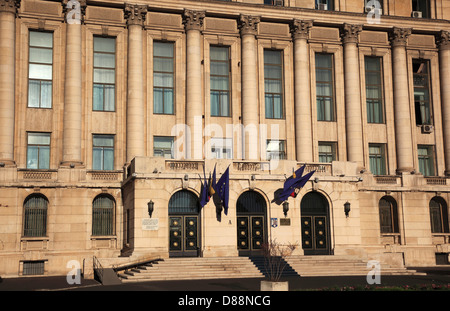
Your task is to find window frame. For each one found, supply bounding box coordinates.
[369,143,387,175]
[418,144,435,176]
[26,132,51,170]
[429,197,450,234]
[153,136,175,159]
[413,59,432,126]
[318,142,337,163]
[92,195,115,236]
[23,194,48,238]
[209,137,233,159]
[93,36,116,112]
[412,0,430,18]
[264,49,284,120]
[210,45,231,117]
[28,30,53,109]
[153,41,175,115]
[364,56,385,124]
[315,53,335,122]
[266,139,286,160]
[92,134,115,171]
[379,197,399,234]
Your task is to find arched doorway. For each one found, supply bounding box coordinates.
[236,190,267,256]
[168,190,201,257]
[300,192,331,255]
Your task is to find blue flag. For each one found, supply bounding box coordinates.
[272,169,315,205]
[215,166,230,215]
[199,166,209,208]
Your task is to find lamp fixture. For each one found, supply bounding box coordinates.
[148,200,154,218]
[344,201,351,218]
[283,201,289,217]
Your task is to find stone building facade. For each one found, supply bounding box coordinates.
[0,0,450,277]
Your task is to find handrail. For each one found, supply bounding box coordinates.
[93,256,104,283]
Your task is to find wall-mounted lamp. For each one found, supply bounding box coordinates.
[283,201,289,217]
[148,200,154,218]
[344,201,351,218]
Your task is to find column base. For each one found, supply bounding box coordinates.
[59,161,84,169]
[396,167,415,175]
[0,159,16,167]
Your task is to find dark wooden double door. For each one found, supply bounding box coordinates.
[301,192,331,255]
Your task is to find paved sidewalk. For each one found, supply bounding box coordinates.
[0,267,449,291]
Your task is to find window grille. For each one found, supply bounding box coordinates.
[23,195,48,237]
[92,196,114,236]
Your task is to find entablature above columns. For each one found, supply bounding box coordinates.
[0,0,20,14]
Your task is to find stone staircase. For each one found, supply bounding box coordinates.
[117,256,264,282]
[285,255,426,277]
[116,255,426,283]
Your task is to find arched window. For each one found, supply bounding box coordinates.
[236,191,267,215]
[92,195,115,236]
[168,190,200,215]
[379,196,399,234]
[23,195,48,237]
[429,197,449,234]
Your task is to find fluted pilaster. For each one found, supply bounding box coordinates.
[291,19,313,162]
[341,23,364,169]
[0,0,19,164]
[183,9,205,159]
[390,27,414,173]
[239,15,260,160]
[437,31,450,175]
[124,4,147,162]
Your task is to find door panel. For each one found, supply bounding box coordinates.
[237,216,265,256]
[301,216,330,255]
[169,215,199,257]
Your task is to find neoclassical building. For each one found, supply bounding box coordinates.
[0,0,450,277]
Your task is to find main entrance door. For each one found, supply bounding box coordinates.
[300,192,331,255]
[168,190,201,257]
[236,191,267,256]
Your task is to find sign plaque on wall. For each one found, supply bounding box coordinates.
[280,218,291,226]
[142,218,159,231]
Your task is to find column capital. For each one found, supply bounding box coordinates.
[390,27,411,47]
[183,9,205,31]
[341,23,362,44]
[290,19,313,40]
[0,0,20,14]
[437,30,450,51]
[124,3,147,27]
[62,0,86,24]
[238,14,260,36]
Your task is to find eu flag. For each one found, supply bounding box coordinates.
[215,166,230,215]
[199,166,210,208]
[272,168,315,205]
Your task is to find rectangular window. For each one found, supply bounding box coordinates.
[264,0,284,5]
[412,0,430,18]
[315,53,335,121]
[93,37,115,111]
[365,0,383,11]
[413,59,432,125]
[369,143,387,175]
[266,140,286,160]
[365,56,384,123]
[315,0,334,10]
[418,145,435,176]
[153,42,174,115]
[210,46,230,117]
[23,261,45,276]
[93,135,114,170]
[318,142,337,163]
[27,133,50,169]
[210,138,233,159]
[264,50,283,119]
[28,31,53,108]
[153,136,174,159]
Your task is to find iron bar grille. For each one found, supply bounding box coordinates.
[23,261,45,275]
[92,196,114,236]
[23,196,48,237]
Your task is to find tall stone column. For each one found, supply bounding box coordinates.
[291,20,313,163]
[342,24,364,170]
[238,15,260,160]
[0,0,19,165]
[124,4,147,163]
[61,0,85,166]
[437,31,450,175]
[390,27,414,174]
[183,9,204,160]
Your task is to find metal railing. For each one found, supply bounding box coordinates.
[93,256,104,283]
